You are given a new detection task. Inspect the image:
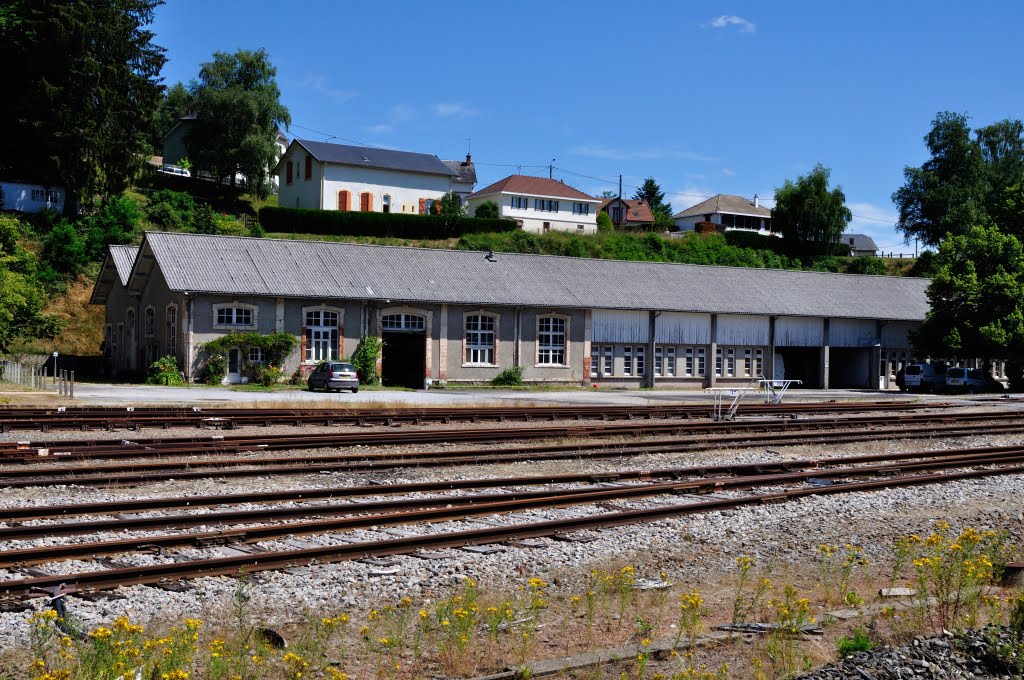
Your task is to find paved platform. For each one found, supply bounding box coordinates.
[2,381,971,408]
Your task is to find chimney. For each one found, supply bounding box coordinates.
[463,152,471,166]
[753,194,759,208]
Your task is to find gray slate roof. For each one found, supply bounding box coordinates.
[110,245,139,286]
[137,232,930,321]
[842,233,879,252]
[673,194,771,219]
[295,140,456,177]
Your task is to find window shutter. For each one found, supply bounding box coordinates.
[337,191,350,211]
[360,192,371,211]
[305,155,312,179]
[286,161,293,184]
[418,198,426,215]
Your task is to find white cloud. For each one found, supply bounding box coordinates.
[434,102,478,118]
[708,15,756,33]
[721,168,735,177]
[571,144,716,162]
[363,104,416,135]
[364,124,393,135]
[298,75,357,103]
[668,183,718,212]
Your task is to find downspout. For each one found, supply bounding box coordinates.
[184,292,193,382]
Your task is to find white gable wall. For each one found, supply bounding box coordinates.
[0,181,65,214]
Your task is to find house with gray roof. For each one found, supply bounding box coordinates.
[93,232,929,390]
[89,245,142,375]
[673,193,774,235]
[275,139,467,215]
[842,233,879,257]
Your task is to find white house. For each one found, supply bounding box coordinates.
[466,175,601,234]
[673,194,773,235]
[275,139,462,214]
[0,180,66,214]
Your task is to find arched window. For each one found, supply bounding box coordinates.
[305,309,340,362]
[382,313,425,331]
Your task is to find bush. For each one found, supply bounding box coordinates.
[201,354,227,384]
[251,363,282,386]
[846,256,887,275]
[145,189,196,230]
[84,195,140,260]
[596,210,614,232]
[836,626,874,655]
[350,336,383,385]
[907,250,937,277]
[258,206,517,239]
[145,355,185,385]
[809,255,841,272]
[491,365,524,386]
[43,221,87,275]
[191,202,218,234]
[474,200,499,219]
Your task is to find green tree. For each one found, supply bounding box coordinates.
[0,215,63,351]
[187,48,291,199]
[914,224,1024,374]
[151,81,192,150]
[84,195,141,260]
[596,210,614,232]
[892,112,1001,246]
[0,0,167,215]
[473,200,499,219]
[772,164,852,254]
[43,221,87,276]
[633,177,673,228]
[431,191,464,229]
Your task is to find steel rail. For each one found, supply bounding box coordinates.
[4,417,1024,489]
[0,401,946,432]
[2,447,1024,554]
[2,463,1023,600]
[6,437,1024,522]
[1,408,1015,461]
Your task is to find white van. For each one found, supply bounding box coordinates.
[903,363,945,392]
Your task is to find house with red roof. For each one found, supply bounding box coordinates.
[466,175,601,234]
[599,197,655,230]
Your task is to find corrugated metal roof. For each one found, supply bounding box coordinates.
[139,232,931,321]
[295,140,456,177]
[110,245,139,286]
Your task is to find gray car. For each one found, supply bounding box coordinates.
[307,361,359,393]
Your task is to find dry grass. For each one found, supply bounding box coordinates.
[15,275,106,356]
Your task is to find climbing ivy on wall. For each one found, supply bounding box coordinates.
[199,331,297,384]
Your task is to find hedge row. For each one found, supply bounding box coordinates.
[258,206,518,238]
[723,229,851,257]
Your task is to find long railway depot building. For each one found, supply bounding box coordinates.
[91,231,932,390]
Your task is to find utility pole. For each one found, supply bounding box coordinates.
[618,174,623,229]
[549,159,555,179]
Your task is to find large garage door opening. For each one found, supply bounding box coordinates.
[381,313,426,389]
[774,347,821,388]
[830,348,873,388]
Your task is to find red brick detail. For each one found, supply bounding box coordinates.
[582,355,592,385]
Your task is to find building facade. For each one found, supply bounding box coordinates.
[466,175,601,234]
[93,232,931,390]
[673,194,774,235]
[275,139,463,214]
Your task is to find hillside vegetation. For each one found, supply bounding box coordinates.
[2,181,927,356]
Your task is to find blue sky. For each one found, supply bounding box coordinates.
[152,2,1024,255]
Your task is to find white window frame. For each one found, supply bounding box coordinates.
[590,345,599,377]
[213,303,257,329]
[248,347,265,364]
[623,346,633,376]
[696,348,706,377]
[603,346,613,376]
[165,304,177,358]
[382,313,425,331]
[635,346,645,377]
[464,313,497,366]
[304,307,341,363]
[536,315,567,366]
[654,347,663,377]
[572,202,590,215]
[666,347,676,377]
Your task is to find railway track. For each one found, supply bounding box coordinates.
[0,400,949,432]
[1,410,1023,489]
[1,450,1021,601]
